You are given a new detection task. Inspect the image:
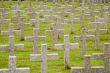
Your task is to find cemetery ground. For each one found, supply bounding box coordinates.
[0,1,110,73]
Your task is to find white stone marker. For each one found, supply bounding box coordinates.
[108,2,110,19]
[18,17,30,41]
[13,10,24,25]
[25,28,46,54]
[71,43,110,73]
[0,8,10,31]
[30,12,40,28]
[17,0,21,4]
[70,1,80,34]
[73,2,93,58]
[90,0,95,19]
[46,23,64,48]
[26,2,36,19]
[55,35,79,69]
[1,24,21,36]
[74,27,95,58]
[71,55,104,73]
[0,56,30,73]
[13,1,21,11]
[88,16,106,50]
[100,4,104,18]
[30,44,59,73]
[0,36,24,56]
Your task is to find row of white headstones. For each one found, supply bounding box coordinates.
[0,0,109,31]
[0,35,110,73]
[1,0,109,3]
[72,1,110,73]
[3,0,110,50]
[0,0,109,50]
[0,1,110,73]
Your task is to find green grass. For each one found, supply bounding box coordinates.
[0,1,109,73]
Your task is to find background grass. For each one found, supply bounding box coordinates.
[0,1,109,73]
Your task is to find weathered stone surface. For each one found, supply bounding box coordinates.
[88,29,108,34]
[25,28,46,54]
[55,35,79,69]
[93,53,104,59]
[87,43,110,73]
[30,44,59,73]
[0,56,30,73]
[74,35,95,41]
[0,36,24,55]
[46,25,64,48]
[30,54,59,61]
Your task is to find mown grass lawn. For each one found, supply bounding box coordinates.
[0,1,110,73]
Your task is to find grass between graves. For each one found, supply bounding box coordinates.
[0,1,109,73]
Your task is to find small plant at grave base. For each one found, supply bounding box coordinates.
[20,38,25,41]
[71,32,74,34]
[40,15,44,18]
[65,15,69,18]
[32,24,35,27]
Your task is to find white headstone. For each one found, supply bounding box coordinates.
[0,56,30,73]
[0,8,10,30]
[0,36,24,56]
[46,23,64,48]
[25,28,46,54]
[30,44,59,73]
[1,24,21,36]
[88,16,106,49]
[71,55,104,73]
[55,35,79,69]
